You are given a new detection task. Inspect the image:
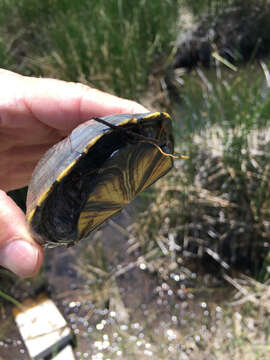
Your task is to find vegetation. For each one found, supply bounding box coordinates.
[0,0,179,99]
[132,62,270,277]
[180,0,270,18]
[1,0,270,359]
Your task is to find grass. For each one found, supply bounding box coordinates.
[1,1,270,358]
[177,62,270,135]
[73,72,270,356]
[105,61,270,358]
[131,61,270,278]
[0,0,179,99]
[180,0,270,18]
[0,290,21,307]
[0,0,179,345]
[74,236,270,359]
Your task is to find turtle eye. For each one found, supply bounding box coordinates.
[110,149,119,158]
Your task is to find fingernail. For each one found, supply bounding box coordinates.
[0,240,39,277]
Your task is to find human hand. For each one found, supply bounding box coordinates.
[0,69,148,277]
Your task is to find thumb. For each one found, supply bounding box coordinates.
[0,190,43,277]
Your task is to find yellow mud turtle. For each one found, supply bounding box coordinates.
[26,112,174,247]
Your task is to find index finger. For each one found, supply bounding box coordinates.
[0,69,149,135]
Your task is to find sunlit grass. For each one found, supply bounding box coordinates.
[133,62,270,277]
[0,0,179,99]
[1,1,270,358]
[176,62,270,135]
[180,0,270,19]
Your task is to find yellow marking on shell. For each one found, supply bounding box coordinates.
[28,131,101,224]
[56,160,77,182]
[36,185,53,207]
[118,117,138,126]
[84,133,104,152]
[116,112,170,130]
[143,112,170,120]
[27,183,54,223]
[27,208,36,223]
[30,158,79,224]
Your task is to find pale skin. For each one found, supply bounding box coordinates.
[0,68,148,278]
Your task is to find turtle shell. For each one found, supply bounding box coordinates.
[26,112,174,247]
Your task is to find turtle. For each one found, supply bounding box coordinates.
[26,112,174,247]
